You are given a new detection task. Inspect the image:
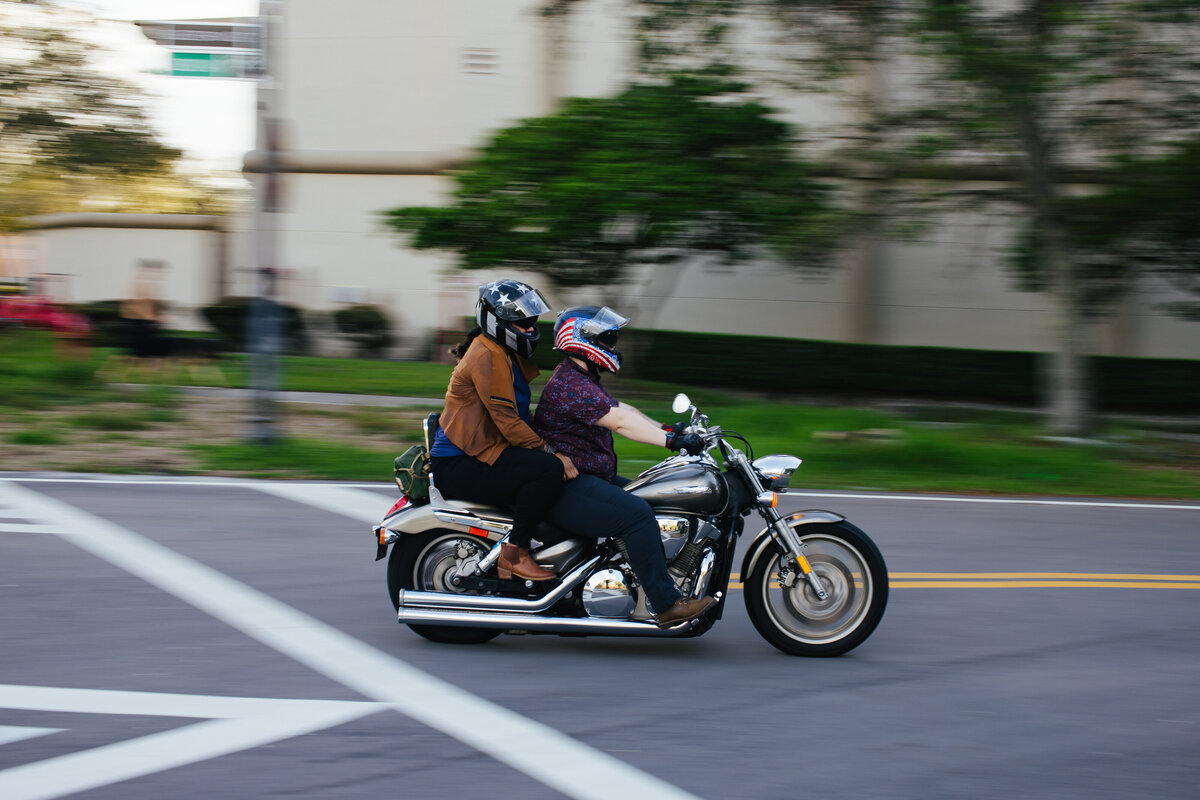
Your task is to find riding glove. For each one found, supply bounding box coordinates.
[666,431,704,454]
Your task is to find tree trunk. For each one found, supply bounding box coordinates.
[1044,223,1092,437]
[845,17,887,344]
[1016,90,1093,436]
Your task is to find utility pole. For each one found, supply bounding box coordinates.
[136,9,282,442]
[248,0,283,442]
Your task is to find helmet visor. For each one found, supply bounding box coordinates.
[490,285,551,322]
[578,307,629,338]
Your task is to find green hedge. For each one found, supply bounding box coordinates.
[529,323,1199,413]
[332,304,394,358]
[66,300,126,348]
[201,296,309,354]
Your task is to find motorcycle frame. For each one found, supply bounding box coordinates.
[375,404,846,634]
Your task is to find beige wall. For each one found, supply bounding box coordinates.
[29,203,1195,360]
[281,0,560,153]
[24,215,223,331]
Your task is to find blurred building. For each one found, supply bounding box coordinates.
[227,0,633,358]
[21,213,225,331]
[22,1,1200,361]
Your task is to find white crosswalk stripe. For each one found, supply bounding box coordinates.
[0,479,700,800]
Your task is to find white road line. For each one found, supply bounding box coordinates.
[253,482,391,523]
[0,685,381,800]
[1,476,385,490]
[0,684,376,720]
[0,726,62,747]
[786,492,1200,511]
[0,481,700,800]
[0,523,59,534]
[6,475,1199,511]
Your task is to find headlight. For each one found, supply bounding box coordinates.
[752,455,802,491]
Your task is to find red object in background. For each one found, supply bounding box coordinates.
[0,295,91,337]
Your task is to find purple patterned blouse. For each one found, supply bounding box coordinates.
[533,360,620,481]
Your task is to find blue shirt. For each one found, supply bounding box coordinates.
[431,358,531,457]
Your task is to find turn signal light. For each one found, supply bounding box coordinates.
[756,491,779,508]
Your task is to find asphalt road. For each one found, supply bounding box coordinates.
[1,474,1198,800]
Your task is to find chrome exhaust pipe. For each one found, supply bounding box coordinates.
[397,555,602,614]
[396,606,697,636]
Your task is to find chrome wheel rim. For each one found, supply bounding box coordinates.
[762,534,873,645]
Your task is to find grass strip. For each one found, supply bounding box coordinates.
[5,331,1198,498]
[191,437,400,481]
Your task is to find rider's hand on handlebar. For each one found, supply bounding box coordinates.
[556,452,579,480]
[662,420,689,434]
[666,431,704,455]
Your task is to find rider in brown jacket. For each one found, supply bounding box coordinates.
[429,280,577,581]
[439,333,548,463]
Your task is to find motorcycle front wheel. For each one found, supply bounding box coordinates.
[744,521,887,657]
[388,530,503,645]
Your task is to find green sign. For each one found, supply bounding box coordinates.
[171,51,239,78]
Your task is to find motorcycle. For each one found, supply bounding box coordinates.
[373,393,888,656]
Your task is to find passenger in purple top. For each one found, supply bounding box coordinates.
[533,306,715,629]
[532,359,619,480]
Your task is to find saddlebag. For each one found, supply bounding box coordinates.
[394,445,430,501]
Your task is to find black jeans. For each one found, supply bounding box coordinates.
[546,474,682,613]
[431,447,564,549]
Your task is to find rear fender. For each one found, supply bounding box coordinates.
[374,500,506,561]
[739,510,846,581]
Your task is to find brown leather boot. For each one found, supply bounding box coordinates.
[655,595,716,628]
[497,543,555,581]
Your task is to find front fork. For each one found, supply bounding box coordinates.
[761,507,828,601]
[731,445,829,601]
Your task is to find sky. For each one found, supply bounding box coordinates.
[72,0,260,172]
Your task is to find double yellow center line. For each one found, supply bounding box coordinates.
[888,572,1200,589]
[727,573,1200,590]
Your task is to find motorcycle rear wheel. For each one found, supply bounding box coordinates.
[388,530,503,644]
[744,521,887,657]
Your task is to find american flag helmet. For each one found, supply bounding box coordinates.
[553,306,629,373]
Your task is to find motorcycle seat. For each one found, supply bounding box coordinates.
[429,494,511,522]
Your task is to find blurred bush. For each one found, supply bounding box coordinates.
[200,296,308,354]
[332,304,395,358]
[66,300,125,347]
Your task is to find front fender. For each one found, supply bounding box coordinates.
[739,510,846,581]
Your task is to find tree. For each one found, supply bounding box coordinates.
[0,0,185,229]
[607,0,1200,435]
[385,73,845,289]
[900,1,1200,435]
[1066,137,1200,321]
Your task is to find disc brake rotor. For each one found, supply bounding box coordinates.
[763,534,873,644]
[419,538,486,594]
[781,558,849,621]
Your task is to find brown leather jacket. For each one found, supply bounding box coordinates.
[440,334,547,465]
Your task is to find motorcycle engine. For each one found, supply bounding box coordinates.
[658,516,720,598]
[581,568,637,618]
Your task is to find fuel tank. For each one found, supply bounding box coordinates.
[625,458,729,514]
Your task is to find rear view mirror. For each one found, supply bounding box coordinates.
[672,394,691,415]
